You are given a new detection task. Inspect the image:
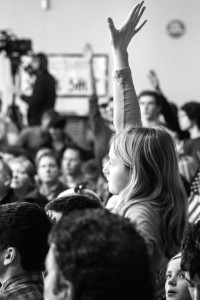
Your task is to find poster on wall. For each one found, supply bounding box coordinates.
[48,54,108,97]
[20,54,109,98]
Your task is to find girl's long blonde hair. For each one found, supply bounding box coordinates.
[112,126,188,257]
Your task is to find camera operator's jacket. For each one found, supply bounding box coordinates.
[21,69,56,126]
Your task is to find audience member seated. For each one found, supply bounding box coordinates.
[45,184,103,222]
[82,158,109,202]
[44,208,154,300]
[165,253,192,300]
[61,145,87,188]
[16,109,58,158]
[178,102,200,164]
[8,156,48,207]
[48,115,75,158]
[181,221,200,300]
[0,202,51,300]
[36,149,67,201]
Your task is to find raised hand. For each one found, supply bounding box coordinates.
[83,43,94,63]
[107,1,147,52]
[148,70,161,92]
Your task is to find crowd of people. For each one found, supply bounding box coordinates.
[0,1,199,300]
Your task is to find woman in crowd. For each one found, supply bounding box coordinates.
[178,101,200,164]
[103,2,188,299]
[9,155,48,207]
[36,149,67,201]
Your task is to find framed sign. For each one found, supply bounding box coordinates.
[48,54,108,97]
[20,54,109,98]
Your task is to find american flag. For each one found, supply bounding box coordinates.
[188,167,200,223]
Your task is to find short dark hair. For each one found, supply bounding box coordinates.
[0,202,51,271]
[49,209,154,300]
[62,145,88,162]
[180,101,200,129]
[181,221,200,280]
[49,115,67,129]
[34,52,48,70]
[138,90,162,107]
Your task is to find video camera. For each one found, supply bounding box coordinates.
[0,30,32,58]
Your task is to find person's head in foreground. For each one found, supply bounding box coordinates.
[0,202,51,297]
[103,126,187,257]
[46,185,103,222]
[181,221,200,300]
[165,253,192,300]
[45,208,154,300]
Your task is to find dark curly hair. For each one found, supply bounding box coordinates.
[180,101,200,129]
[181,221,200,280]
[49,208,154,300]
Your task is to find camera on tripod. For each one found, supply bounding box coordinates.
[0,30,32,58]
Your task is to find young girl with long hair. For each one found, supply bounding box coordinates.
[104,2,188,299]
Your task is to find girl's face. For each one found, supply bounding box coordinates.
[103,144,131,195]
[165,257,192,300]
[38,156,60,184]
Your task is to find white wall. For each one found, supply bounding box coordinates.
[0,0,199,114]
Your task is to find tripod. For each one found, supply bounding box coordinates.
[7,55,24,131]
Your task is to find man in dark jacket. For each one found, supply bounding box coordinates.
[21,52,56,126]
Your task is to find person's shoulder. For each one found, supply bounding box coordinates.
[124,201,159,224]
[0,284,43,300]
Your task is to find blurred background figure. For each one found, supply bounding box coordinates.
[178,102,200,165]
[82,158,109,202]
[48,115,75,158]
[8,156,48,207]
[36,149,66,201]
[61,145,88,188]
[84,43,114,169]
[20,52,56,126]
[16,108,58,158]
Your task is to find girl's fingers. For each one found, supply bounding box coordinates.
[134,19,147,35]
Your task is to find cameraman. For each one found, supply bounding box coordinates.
[20,52,56,126]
